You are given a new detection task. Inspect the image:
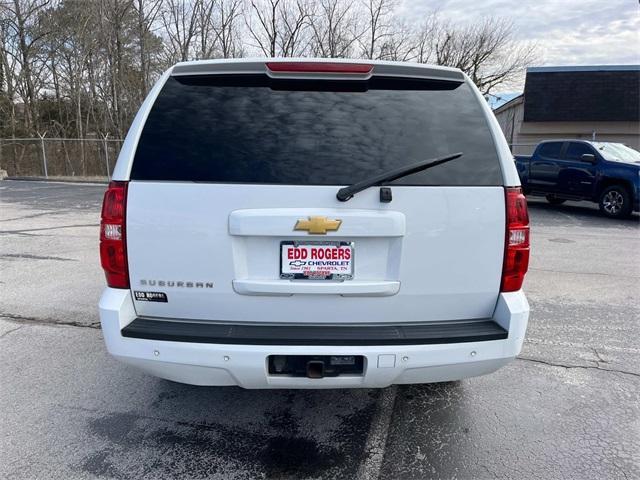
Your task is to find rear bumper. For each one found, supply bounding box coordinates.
[99,289,529,388]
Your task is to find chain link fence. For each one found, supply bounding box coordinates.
[0,137,124,181]
[0,138,540,181]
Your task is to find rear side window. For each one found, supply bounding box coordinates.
[131,75,503,185]
[538,142,564,159]
[564,142,594,161]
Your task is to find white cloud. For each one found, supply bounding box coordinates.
[398,0,640,68]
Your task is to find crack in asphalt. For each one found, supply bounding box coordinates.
[0,313,100,329]
[0,223,99,234]
[525,336,640,354]
[0,325,24,339]
[0,211,66,222]
[612,460,631,480]
[0,253,77,262]
[0,231,42,237]
[517,355,640,379]
[591,347,612,367]
[528,267,640,279]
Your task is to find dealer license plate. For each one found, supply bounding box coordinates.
[280,241,354,280]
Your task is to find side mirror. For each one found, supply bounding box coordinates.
[581,153,597,164]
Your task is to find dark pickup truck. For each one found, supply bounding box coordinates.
[515,140,640,218]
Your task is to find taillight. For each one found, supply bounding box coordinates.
[501,187,530,292]
[100,181,129,288]
[266,62,373,74]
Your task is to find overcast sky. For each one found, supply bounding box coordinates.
[399,0,639,91]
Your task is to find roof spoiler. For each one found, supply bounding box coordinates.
[171,58,465,83]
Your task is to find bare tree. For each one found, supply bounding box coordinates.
[97,0,136,138]
[378,19,417,61]
[0,0,51,134]
[134,0,162,100]
[0,8,22,172]
[0,11,20,139]
[278,0,312,56]
[214,0,243,58]
[246,0,279,57]
[41,0,96,138]
[308,0,362,58]
[197,0,218,58]
[360,0,395,60]
[433,18,537,94]
[195,0,243,59]
[246,0,312,57]
[161,0,201,63]
[413,14,438,63]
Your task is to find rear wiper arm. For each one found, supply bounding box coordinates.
[336,152,464,202]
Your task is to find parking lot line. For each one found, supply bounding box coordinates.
[355,385,398,480]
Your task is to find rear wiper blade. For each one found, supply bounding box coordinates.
[336,152,464,202]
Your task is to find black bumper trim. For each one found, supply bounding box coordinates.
[121,318,508,346]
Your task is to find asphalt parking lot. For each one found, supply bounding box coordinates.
[1,180,638,479]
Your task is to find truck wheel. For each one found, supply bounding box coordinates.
[599,185,632,218]
[545,195,566,205]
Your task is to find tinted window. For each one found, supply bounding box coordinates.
[538,142,563,159]
[132,75,502,185]
[564,142,595,161]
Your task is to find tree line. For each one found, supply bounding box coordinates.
[0,0,536,140]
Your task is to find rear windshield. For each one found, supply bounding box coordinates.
[131,74,503,185]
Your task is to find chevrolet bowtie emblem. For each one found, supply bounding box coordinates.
[294,216,342,234]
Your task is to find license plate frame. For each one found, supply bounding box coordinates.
[280,241,354,281]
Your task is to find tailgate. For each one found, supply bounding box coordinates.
[126,183,505,323]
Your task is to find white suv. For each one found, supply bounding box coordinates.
[98,58,530,388]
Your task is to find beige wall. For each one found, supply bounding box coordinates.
[494,103,640,155]
[494,99,524,147]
